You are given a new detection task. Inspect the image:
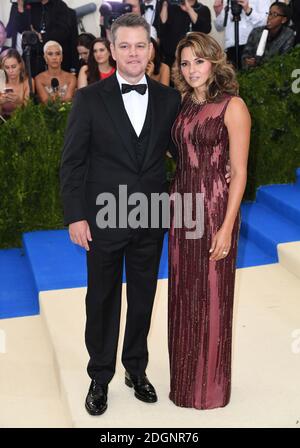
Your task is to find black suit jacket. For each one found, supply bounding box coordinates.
[60,74,181,240]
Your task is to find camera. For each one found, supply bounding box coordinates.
[10,0,42,4]
[230,0,243,18]
[100,2,133,30]
[21,30,39,48]
[169,0,185,5]
[10,0,43,3]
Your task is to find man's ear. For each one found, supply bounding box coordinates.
[110,42,116,61]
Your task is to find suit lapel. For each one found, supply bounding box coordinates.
[98,74,163,173]
[98,74,139,170]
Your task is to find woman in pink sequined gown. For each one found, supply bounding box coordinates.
[168,33,251,409]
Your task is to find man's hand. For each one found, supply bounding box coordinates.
[225,162,231,184]
[237,0,251,14]
[213,0,224,16]
[180,0,198,23]
[69,220,92,251]
[180,0,192,14]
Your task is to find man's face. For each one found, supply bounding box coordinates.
[110,26,152,82]
[0,25,7,47]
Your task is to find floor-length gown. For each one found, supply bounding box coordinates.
[168,93,240,410]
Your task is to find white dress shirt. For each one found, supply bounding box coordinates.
[143,0,158,40]
[116,71,149,137]
[144,0,157,25]
[214,0,271,49]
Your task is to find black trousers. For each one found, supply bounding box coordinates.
[85,231,164,385]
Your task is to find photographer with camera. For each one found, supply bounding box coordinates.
[214,0,271,68]
[100,1,159,41]
[16,0,79,77]
[159,0,211,68]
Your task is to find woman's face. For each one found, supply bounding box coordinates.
[266,5,287,31]
[180,46,212,92]
[3,57,21,81]
[44,45,63,69]
[93,42,110,65]
[77,45,89,63]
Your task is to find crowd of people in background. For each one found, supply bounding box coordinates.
[0,0,299,120]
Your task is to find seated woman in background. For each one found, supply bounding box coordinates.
[35,41,77,104]
[146,37,170,86]
[77,32,96,68]
[77,38,116,88]
[0,49,31,119]
[242,1,295,70]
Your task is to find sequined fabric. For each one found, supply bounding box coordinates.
[168,94,240,410]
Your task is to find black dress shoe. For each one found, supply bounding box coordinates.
[85,380,108,416]
[125,371,158,403]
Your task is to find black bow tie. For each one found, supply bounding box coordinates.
[121,83,147,95]
[145,4,154,10]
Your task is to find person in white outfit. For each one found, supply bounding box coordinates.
[213,0,271,68]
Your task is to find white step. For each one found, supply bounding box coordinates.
[278,241,300,280]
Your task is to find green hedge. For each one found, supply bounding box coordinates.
[238,47,300,198]
[1,47,300,248]
[0,101,70,248]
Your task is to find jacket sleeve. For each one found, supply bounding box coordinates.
[192,5,212,34]
[15,10,31,33]
[60,89,91,225]
[279,32,295,55]
[214,9,225,32]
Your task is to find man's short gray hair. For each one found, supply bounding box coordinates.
[111,13,151,44]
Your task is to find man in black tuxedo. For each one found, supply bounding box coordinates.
[60,13,180,416]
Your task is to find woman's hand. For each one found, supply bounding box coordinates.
[0,92,20,105]
[244,57,257,67]
[209,226,232,261]
[4,92,20,104]
[0,93,8,105]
